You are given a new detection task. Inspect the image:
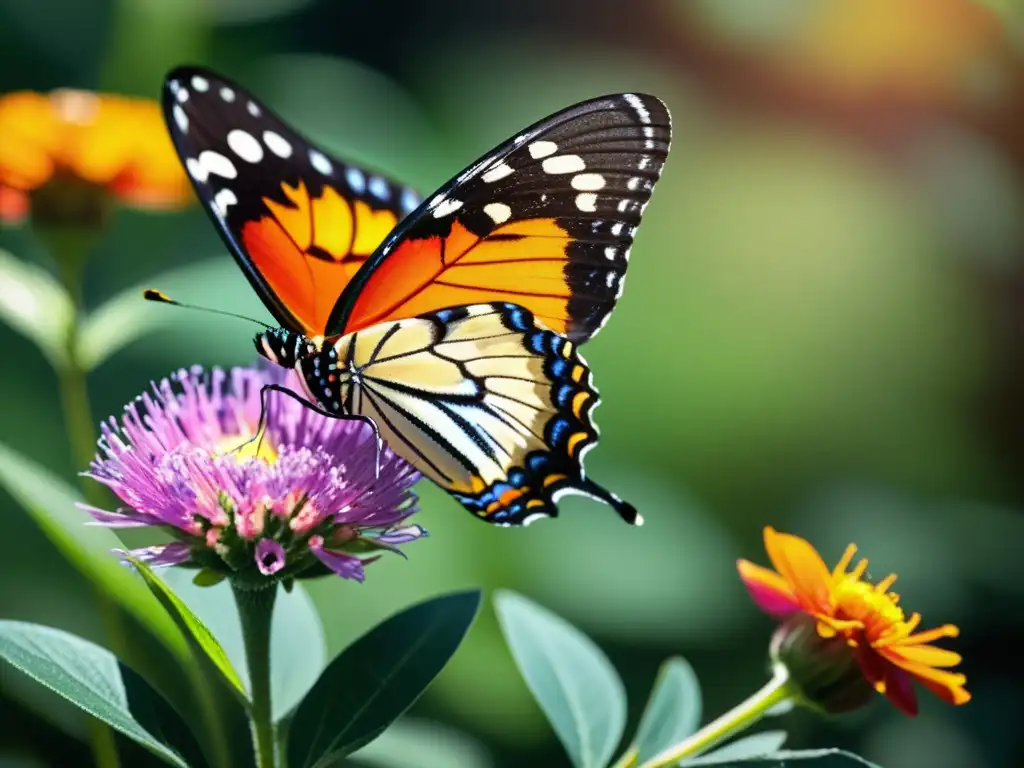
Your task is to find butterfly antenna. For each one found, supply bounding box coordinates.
[143,289,273,329]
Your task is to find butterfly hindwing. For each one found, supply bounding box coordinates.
[162,66,419,336]
[304,302,637,526]
[327,93,671,342]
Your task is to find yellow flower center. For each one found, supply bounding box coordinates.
[814,544,917,646]
[214,431,277,464]
[833,575,904,627]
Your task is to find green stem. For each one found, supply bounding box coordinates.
[87,717,120,768]
[639,667,794,768]
[49,232,122,768]
[232,582,278,768]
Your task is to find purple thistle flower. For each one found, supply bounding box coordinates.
[83,364,424,583]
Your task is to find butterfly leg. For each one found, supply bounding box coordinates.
[234,384,384,477]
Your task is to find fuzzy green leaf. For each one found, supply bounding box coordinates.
[160,571,328,722]
[683,731,788,765]
[0,441,188,661]
[124,556,247,701]
[630,657,702,765]
[494,590,626,768]
[0,249,72,367]
[682,749,880,767]
[287,590,482,768]
[0,620,196,767]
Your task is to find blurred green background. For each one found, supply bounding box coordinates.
[2,0,1023,765]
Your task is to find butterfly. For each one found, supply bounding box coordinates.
[161,65,670,527]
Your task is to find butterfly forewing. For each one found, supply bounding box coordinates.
[162,66,420,336]
[328,93,671,343]
[304,303,637,526]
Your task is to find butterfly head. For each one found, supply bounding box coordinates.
[254,328,319,368]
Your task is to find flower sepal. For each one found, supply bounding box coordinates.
[191,568,227,588]
[770,612,881,715]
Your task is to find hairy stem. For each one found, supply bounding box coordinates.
[233,582,278,768]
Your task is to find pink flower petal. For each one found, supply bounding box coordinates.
[737,559,801,618]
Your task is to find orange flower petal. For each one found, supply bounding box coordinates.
[878,649,970,707]
[736,559,801,617]
[899,624,959,646]
[763,527,833,613]
[0,89,191,217]
[0,186,29,224]
[887,643,962,668]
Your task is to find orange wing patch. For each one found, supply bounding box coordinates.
[241,180,399,335]
[343,217,575,335]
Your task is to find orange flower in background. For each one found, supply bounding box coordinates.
[0,88,191,225]
[738,527,970,716]
[786,0,1008,102]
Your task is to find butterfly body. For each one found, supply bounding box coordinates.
[165,66,671,526]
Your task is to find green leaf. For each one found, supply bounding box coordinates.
[684,731,788,765]
[287,590,482,768]
[494,590,626,768]
[0,249,72,367]
[124,556,247,701]
[160,570,328,721]
[681,750,880,767]
[118,662,210,768]
[349,717,493,768]
[630,657,702,765]
[0,440,188,662]
[0,620,192,768]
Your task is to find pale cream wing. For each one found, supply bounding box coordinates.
[334,302,638,527]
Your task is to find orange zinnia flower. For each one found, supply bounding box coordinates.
[737,527,970,716]
[0,88,191,225]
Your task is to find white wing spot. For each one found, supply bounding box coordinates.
[639,156,652,171]
[624,93,651,123]
[483,202,512,224]
[571,173,605,191]
[432,197,463,218]
[369,176,389,200]
[482,161,514,183]
[310,150,333,175]
[227,129,263,163]
[606,271,617,289]
[220,87,235,102]
[212,188,238,218]
[176,87,189,104]
[604,246,616,260]
[172,104,188,133]
[185,157,206,182]
[617,199,631,213]
[542,154,585,175]
[345,166,364,190]
[575,193,597,212]
[191,75,209,92]
[611,223,624,236]
[521,513,547,527]
[263,130,292,158]
[528,140,557,159]
[198,150,237,179]
[247,101,261,117]
[627,177,640,191]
